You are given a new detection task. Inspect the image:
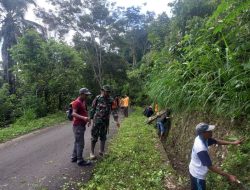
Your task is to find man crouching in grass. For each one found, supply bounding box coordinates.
[189,122,243,190]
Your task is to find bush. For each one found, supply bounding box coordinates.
[0,84,16,127]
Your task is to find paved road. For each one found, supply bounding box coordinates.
[0,118,118,190]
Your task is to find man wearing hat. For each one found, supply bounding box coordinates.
[71,88,92,166]
[189,122,243,190]
[89,85,120,159]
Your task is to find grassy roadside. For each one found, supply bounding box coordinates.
[0,112,66,143]
[82,108,167,190]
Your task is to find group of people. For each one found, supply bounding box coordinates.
[70,85,120,166]
[143,105,171,141]
[71,87,243,189]
[143,103,159,117]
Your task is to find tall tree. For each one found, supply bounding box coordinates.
[169,0,219,36]
[37,0,124,87]
[11,30,85,115]
[119,7,154,67]
[0,0,46,93]
[147,13,170,51]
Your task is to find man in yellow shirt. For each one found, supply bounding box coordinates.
[123,95,129,117]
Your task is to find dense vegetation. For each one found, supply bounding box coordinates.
[135,1,250,189]
[134,0,250,118]
[0,0,249,189]
[1,0,248,126]
[0,0,153,127]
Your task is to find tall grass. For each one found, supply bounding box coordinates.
[145,1,250,119]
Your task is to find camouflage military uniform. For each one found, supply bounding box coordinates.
[90,95,118,143]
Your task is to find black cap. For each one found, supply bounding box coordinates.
[101,85,111,92]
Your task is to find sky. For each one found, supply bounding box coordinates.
[110,0,173,16]
[50,0,172,15]
[26,0,174,21]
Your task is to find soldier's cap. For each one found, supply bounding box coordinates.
[79,88,91,95]
[196,122,215,135]
[101,85,111,92]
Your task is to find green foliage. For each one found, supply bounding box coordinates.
[147,13,170,50]
[84,108,167,190]
[133,2,250,187]
[169,0,219,36]
[0,0,45,93]
[207,138,250,190]
[0,29,87,127]
[0,112,65,143]
[0,83,17,127]
[10,30,85,115]
[126,64,151,105]
[143,0,250,118]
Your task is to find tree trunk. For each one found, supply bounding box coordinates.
[2,15,18,94]
[132,47,137,67]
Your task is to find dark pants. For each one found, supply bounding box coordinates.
[190,174,206,190]
[123,107,128,117]
[72,125,86,162]
[91,121,109,143]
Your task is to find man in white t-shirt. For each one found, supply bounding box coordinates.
[189,122,243,190]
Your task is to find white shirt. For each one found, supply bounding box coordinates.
[189,136,216,180]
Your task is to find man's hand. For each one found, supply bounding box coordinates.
[233,138,244,145]
[82,116,90,123]
[227,174,237,183]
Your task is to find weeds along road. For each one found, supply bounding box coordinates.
[0,117,119,190]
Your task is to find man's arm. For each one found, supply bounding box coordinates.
[197,151,238,183]
[208,166,237,182]
[72,108,89,122]
[215,138,244,145]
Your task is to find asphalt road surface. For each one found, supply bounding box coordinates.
[0,118,119,190]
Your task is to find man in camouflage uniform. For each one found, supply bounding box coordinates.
[89,85,120,159]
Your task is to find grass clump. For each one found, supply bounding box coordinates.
[0,111,65,143]
[207,136,250,190]
[84,108,167,190]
